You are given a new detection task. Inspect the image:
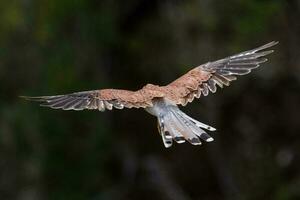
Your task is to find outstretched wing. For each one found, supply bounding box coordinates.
[166,41,278,106]
[22,41,278,110]
[21,88,165,111]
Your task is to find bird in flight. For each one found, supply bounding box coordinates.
[22,41,278,148]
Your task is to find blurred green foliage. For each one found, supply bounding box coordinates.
[1,0,300,200]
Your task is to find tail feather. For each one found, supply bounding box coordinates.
[169,111,201,145]
[174,110,213,142]
[164,114,186,144]
[177,109,216,131]
[161,131,173,148]
[156,107,215,148]
[157,117,172,148]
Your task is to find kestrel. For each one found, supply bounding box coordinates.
[22,41,278,148]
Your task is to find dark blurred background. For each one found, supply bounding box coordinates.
[1,0,300,199]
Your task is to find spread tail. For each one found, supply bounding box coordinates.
[157,107,216,148]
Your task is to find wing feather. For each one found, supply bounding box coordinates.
[197,41,278,97]
[21,86,165,111]
[163,41,278,106]
[22,41,278,109]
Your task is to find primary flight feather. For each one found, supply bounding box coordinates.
[22,41,278,148]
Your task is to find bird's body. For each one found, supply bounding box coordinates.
[22,41,278,148]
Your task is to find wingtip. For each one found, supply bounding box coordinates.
[19,95,45,102]
[19,95,32,100]
[270,41,279,44]
[264,41,279,48]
